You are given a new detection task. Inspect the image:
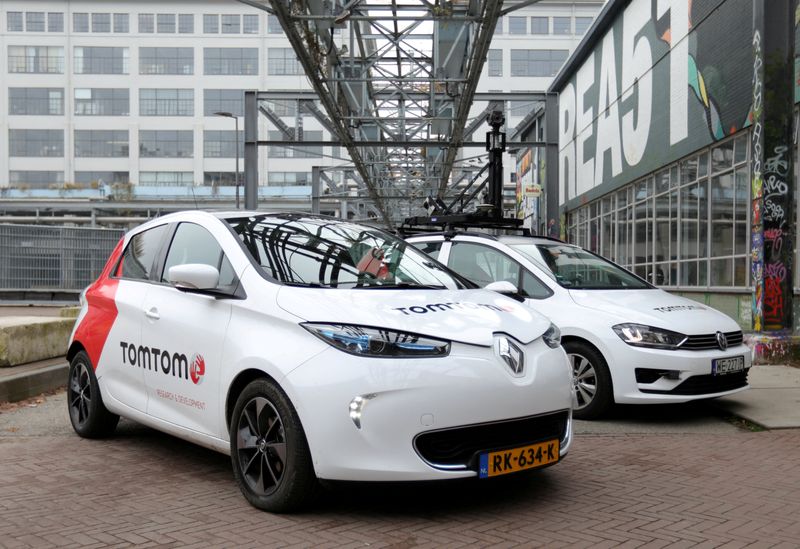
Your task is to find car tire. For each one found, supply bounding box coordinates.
[67,351,120,438]
[564,341,613,420]
[230,378,318,513]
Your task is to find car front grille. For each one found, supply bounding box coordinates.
[414,410,569,469]
[679,330,743,351]
[640,370,748,395]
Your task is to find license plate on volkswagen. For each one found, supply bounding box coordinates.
[479,439,559,478]
[712,355,745,376]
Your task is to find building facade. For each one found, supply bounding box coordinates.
[549,0,798,350]
[1,0,602,216]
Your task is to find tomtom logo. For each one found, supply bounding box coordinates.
[190,354,205,385]
[393,301,515,315]
[119,341,204,383]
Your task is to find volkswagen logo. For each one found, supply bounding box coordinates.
[716,331,728,351]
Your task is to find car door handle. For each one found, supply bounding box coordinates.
[145,308,160,320]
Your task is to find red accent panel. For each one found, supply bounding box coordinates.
[72,237,124,370]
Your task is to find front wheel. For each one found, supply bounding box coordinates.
[67,351,119,438]
[564,341,613,420]
[230,379,318,512]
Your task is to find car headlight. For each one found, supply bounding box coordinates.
[302,323,451,358]
[612,323,687,350]
[542,323,561,349]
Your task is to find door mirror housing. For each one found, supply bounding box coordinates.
[168,263,220,291]
[484,280,525,302]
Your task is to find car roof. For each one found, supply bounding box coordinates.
[408,231,575,247]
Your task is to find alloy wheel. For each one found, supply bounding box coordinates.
[68,362,92,425]
[569,353,597,410]
[236,397,287,497]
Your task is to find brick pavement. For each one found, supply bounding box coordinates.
[1,395,799,548]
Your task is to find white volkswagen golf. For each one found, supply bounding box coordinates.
[67,211,573,512]
[407,232,752,420]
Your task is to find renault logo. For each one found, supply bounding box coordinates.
[496,336,524,376]
[716,331,728,351]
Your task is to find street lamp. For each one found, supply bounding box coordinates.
[214,111,240,209]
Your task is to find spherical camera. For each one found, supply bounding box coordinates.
[486,110,505,127]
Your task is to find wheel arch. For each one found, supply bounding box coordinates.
[66,340,87,363]
[225,368,279,432]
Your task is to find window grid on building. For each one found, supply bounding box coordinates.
[204,48,258,75]
[139,171,194,186]
[179,14,194,33]
[74,46,129,74]
[267,172,311,186]
[566,133,751,289]
[243,14,259,34]
[73,13,89,32]
[139,47,193,75]
[267,48,302,75]
[74,88,130,116]
[91,13,111,32]
[221,14,240,34]
[7,12,23,32]
[9,171,64,188]
[8,46,64,73]
[157,13,176,33]
[75,171,129,185]
[268,131,323,158]
[74,130,129,157]
[575,17,593,35]
[204,89,244,116]
[531,16,548,34]
[204,172,236,186]
[487,49,503,77]
[508,16,527,34]
[9,88,64,116]
[139,13,154,33]
[48,12,64,32]
[203,14,219,33]
[26,12,45,32]
[510,49,568,77]
[113,13,129,33]
[267,15,283,33]
[204,130,244,157]
[553,16,571,35]
[9,129,64,157]
[140,89,194,116]
[139,130,193,158]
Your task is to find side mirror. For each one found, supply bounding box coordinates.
[168,264,220,291]
[484,280,525,302]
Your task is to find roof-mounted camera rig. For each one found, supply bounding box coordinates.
[399,109,527,237]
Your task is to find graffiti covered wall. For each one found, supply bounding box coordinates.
[555,0,754,209]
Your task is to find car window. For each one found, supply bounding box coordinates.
[411,240,443,260]
[520,270,553,299]
[161,222,237,288]
[448,242,520,288]
[116,224,169,281]
[226,215,468,289]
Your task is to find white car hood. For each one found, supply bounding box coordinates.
[568,289,741,334]
[277,287,551,346]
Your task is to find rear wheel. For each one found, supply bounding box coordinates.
[67,351,119,438]
[230,379,317,512]
[564,341,613,420]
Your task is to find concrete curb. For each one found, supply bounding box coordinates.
[0,362,68,404]
[0,317,75,367]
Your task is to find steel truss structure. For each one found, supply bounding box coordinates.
[239,0,547,228]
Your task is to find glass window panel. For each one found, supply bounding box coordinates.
[680,157,697,183]
[48,12,64,32]
[118,225,169,281]
[509,17,526,34]
[139,172,194,186]
[243,14,258,34]
[734,257,748,287]
[509,49,568,77]
[710,258,733,286]
[680,261,698,286]
[8,46,64,73]
[205,48,259,75]
[204,172,236,186]
[9,129,64,157]
[8,12,23,32]
[178,14,194,33]
[75,171,129,185]
[74,46,129,74]
[711,139,734,173]
[139,13,154,33]
[710,173,735,257]
[74,88,129,116]
[74,130,129,157]
[162,224,232,288]
[680,183,699,260]
[575,17,593,35]
[204,89,244,116]
[139,130,194,157]
[267,48,302,75]
[203,14,218,33]
[553,17,571,34]
[734,132,748,164]
[697,151,709,178]
[203,130,243,158]
[531,17,548,34]
[698,179,709,257]
[26,12,45,32]
[92,13,110,32]
[113,13,129,32]
[487,49,502,77]
[734,167,749,255]
[268,15,283,33]
[140,88,194,116]
[9,171,64,188]
[139,47,194,75]
[655,169,670,194]
[157,13,176,33]
[221,14,240,33]
[9,88,64,115]
[670,188,679,260]
[73,13,89,32]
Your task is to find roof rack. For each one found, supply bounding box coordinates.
[397,213,531,237]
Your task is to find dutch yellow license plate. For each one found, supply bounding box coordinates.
[479,439,559,478]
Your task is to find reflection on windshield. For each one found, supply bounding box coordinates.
[226,214,468,290]
[510,243,651,290]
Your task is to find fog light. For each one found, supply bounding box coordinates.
[348,394,375,429]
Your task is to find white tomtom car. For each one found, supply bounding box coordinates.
[67,211,573,512]
[406,232,752,419]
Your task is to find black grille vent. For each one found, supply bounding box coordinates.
[640,371,748,395]
[414,411,569,469]
[680,331,743,351]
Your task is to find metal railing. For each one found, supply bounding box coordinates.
[0,224,123,292]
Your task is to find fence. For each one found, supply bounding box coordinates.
[0,224,124,292]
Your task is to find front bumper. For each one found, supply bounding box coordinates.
[605,337,752,404]
[283,339,573,481]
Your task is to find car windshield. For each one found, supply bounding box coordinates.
[509,243,652,290]
[226,214,471,290]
